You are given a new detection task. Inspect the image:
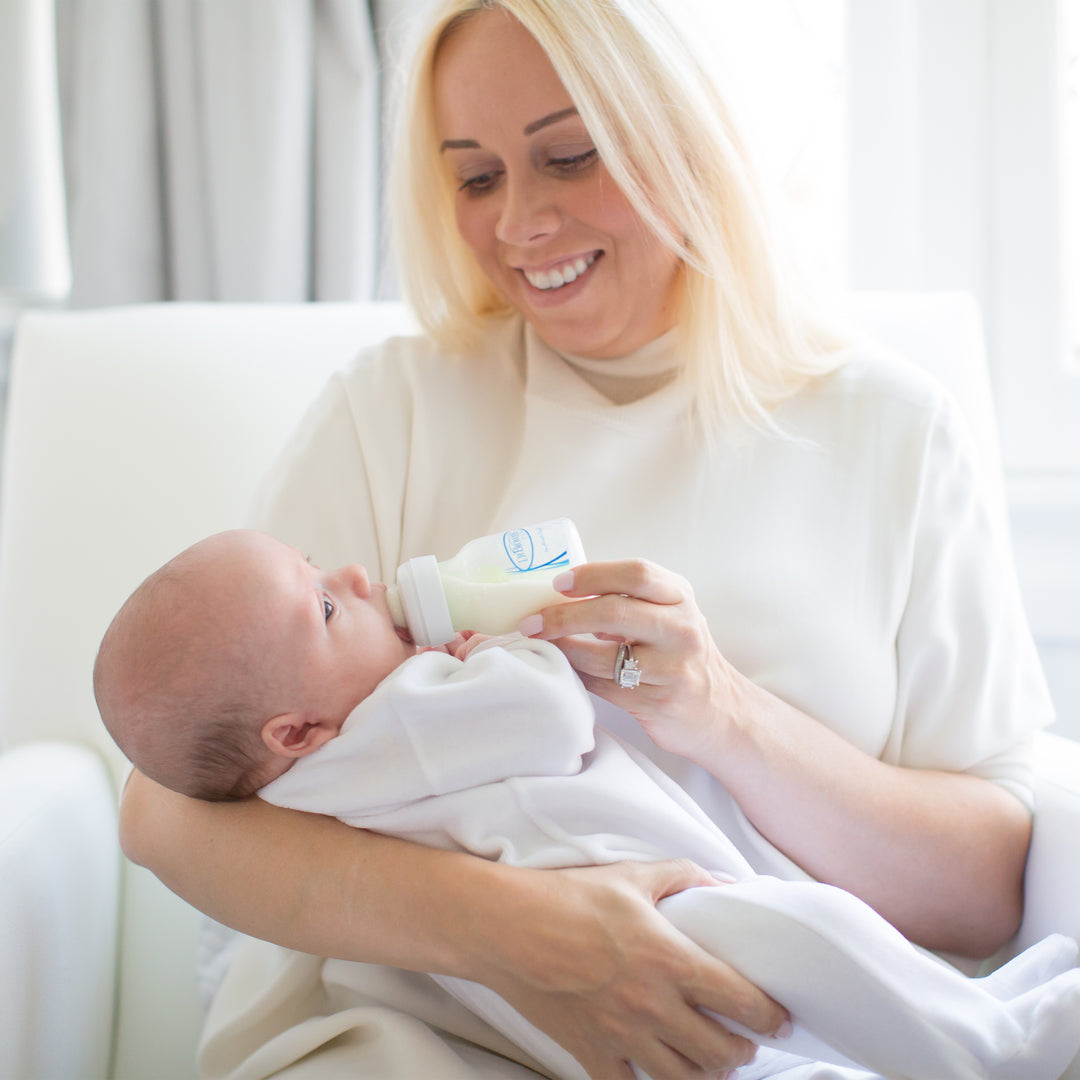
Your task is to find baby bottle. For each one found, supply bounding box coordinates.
[384,518,586,646]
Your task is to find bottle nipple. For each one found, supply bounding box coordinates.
[385,584,406,628]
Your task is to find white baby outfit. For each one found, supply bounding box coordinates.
[260,636,1080,1080]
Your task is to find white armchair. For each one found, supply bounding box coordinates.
[1,296,1077,1080]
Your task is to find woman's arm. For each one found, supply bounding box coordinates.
[120,769,787,1079]
[704,672,1030,957]
[527,560,1031,959]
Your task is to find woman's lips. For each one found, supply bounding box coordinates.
[520,251,601,291]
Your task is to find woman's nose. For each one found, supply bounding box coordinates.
[495,175,561,246]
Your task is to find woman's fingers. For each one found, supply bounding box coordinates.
[596,1021,756,1080]
[558,559,690,606]
[580,862,785,1078]
[488,860,788,1080]
[522,559,703,656]
[626,854,720,901]
[523,590,694,651]
[511,962,762,1080]
[557,635,658,689]
[621,860,788,1038]
[521,557,734,759]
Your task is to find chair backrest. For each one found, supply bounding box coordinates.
[0,302,415,787]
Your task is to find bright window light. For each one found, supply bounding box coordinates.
[691,0,848,289]
[1065,0,1080,361]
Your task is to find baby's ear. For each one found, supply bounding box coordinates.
[261,714,338,759]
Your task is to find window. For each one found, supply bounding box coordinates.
[846,0,1080,474]
[695,0,848,289]
[989,0,1080,471]
[1066,0,1080,361]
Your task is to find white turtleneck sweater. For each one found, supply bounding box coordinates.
[197,313,1053,1080]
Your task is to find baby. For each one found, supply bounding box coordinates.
[95,529,1080,1080]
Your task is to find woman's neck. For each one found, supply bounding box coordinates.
[546,327,680,405]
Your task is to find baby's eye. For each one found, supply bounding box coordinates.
[322,597,334,621]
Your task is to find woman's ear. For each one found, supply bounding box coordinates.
[261,714,339,758]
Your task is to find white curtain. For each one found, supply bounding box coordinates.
[54,0,380,306]
[0,0,71,304]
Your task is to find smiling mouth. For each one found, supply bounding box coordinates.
[521,252,600,291]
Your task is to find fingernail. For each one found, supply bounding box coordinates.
[774,1019,793,1039]
[518,613,543,637]
[552,570,574,593]
[710,871,738,884]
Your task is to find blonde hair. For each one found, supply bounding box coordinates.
[389,0,848,436]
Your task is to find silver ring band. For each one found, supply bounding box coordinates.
[614,642,642,690]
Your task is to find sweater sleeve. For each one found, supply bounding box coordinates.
[884,392,1053,809]
[259,638,597,821]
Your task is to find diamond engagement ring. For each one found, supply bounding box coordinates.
[614,642,642,690]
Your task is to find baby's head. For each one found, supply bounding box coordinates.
[94,530,415,800]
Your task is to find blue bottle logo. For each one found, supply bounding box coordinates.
[502,527,569,574]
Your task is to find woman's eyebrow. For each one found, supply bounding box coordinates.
[440,138,480,152]
[439,107,581,152]
[522,106,578,136]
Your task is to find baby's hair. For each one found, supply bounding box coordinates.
[183,709,275,802]
[94,553,276,802]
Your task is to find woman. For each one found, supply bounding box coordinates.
[120,2,1050,1078]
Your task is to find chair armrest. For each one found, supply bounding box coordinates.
[0,741,119,1080]
[1011,731,1080,953]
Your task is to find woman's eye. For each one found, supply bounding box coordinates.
[322,597,334,621]
[549,148,598,174]
[458,169,502,196]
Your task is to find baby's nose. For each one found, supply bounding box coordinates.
[338,563,370,597]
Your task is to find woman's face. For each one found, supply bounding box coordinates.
[433,9,682,358]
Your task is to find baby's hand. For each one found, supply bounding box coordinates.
[419,631,495,660]
[419,633,468,657]
[452,631,494,661]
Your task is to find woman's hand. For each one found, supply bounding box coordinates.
[521,559,736,764]
[520,558,1031,959]
[475,858,788,1080]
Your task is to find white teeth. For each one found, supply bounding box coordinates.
[523,252,597,290]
